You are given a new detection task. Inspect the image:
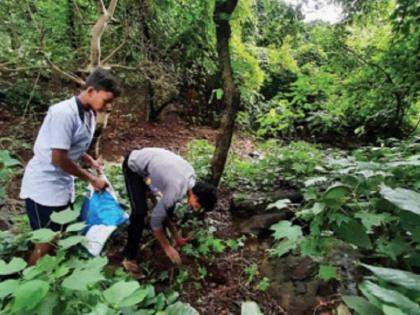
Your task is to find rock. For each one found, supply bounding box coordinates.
[261,254,320,315]
[238,212,287,235]
[229,188,302,218]
[290,257,318,280]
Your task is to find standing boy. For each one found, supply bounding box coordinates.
[20,68,121,265]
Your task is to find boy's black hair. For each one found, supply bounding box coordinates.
[192,182,217,212]
[85,68,121,97]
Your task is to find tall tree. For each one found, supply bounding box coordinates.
[210,0,240,187]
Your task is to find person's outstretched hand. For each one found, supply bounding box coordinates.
[164,245,182,266]
[176,236,193,247]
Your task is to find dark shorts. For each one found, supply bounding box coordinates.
[25,198,70,231]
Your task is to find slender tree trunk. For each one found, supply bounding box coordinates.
[67,0,78,49]
[88,0,119,158]
[210,0,240,187]
[87,0,119,71]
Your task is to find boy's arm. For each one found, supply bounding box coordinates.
[164,218,191,246]
[81,153,103,174]
[52,149,106,191]
[153,229,182,265]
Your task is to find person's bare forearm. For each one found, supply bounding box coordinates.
[52,150,93,182]
[153,229,170,250]
[165,219,180,240]
[81,153,95,167]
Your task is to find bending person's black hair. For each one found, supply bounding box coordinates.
[192,182,217,212]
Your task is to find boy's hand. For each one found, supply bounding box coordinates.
[164,245,182,266]
[90,176,108,192]
[91,160,103,175]
[176,236,193,247]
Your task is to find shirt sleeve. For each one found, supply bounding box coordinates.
[150,191,177,231]
[48,107,74,150]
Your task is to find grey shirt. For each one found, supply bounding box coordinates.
[127,148,196,230]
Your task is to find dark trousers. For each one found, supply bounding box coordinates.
[25,199,70,232]
[123,153,148,260]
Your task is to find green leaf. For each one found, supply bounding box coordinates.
[241,301,263,315]
[380,184,420,215]
[304,176,328,187]
[361,280,420,315]
[66,222,86,232]
[334,219,372,249]
[0,257,27,275]
[319,265,337,282]
[50,209,79,225]
[382,305,408,315]
[166,301,199,315]
[30,229,57,243]
[343,295,382,315]
[362,264,420,292]
[271,240,297,257]
[270,220,302,241]
[323,183,351,200]
[267,199,291,210]
[215,88,224,100]
[120,288,148,307]
[58,235,85,249]
[62,268,105,291]
[0,279,19,300]
[85,303,113,315]
[12,280,49,312]
[375,236,409,261]
[103,281,140,305]
[355,211,388,233]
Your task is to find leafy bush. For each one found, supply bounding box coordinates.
[0,207,198,314]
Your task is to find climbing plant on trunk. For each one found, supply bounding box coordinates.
[210,0,240,187]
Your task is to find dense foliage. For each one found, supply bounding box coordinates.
[1,0,418,137]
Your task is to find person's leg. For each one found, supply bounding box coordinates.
[122,158,148,261]
[25,199,68,265]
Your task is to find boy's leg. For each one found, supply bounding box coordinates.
[122,158,148,261]
[25,198,68,265]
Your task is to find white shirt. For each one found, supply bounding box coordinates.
[20,97,95,206]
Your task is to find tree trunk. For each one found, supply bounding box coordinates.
[210,0,240,187]
[88,0,119,158]
[67,0,78,49]
[87,0,119,71]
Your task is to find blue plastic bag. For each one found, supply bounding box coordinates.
[82,191,128,228]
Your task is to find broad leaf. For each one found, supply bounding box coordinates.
[323,183,351,200]
[334,220,372,249]
[50,209,78,225]
[319,265,337,282]
[103,281,140,305]
[362,264,420,292]
[380,184,420,216]
[0,279,19,300]
[62,268,105,291]
[354,211,388,233]
[361,281,420,315]
[342,295,382,315]
[166,301,199,315]
[382,305,408,315]
[267,199,291,210]
[120,288,148,307]
[304,176,328,187]
[0,257,27,275]
[241,301,263,315]
[58,236,85,249]
[66,222,86,232]
[30,229,57,243]
[12,280,49,312]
